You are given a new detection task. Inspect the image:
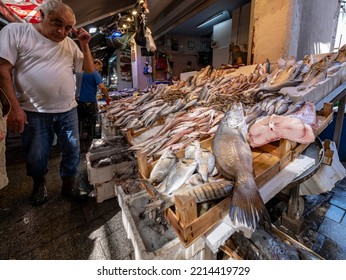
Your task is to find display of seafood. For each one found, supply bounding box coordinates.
[91,45,346,256]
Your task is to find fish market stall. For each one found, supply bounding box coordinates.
[86,45,346,259]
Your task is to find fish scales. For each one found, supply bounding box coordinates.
[156,158,197,195]
[145,179,234,213]
[149,149,177,184]
[212,102,271,233]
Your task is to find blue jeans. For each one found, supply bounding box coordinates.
[21,108,80,178]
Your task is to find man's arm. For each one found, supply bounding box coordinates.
[73,28,94,74]
[98,83,112,104]
[0,58,27,133]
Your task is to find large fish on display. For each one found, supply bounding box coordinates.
[212,102,270,233]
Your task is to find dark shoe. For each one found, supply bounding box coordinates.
[61,176,88,202]
[31,176,48,206]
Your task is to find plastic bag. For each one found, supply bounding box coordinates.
[135,14,146,46]
[145,27,156,52]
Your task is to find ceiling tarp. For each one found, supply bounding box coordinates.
[1,0,137,26]
[2,0,42,23]
[0,1,22,22]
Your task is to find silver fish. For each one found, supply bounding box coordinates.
[156,158,198,195]
[212,102,270,232]
[148,149,177,184]
[195,148,215,182]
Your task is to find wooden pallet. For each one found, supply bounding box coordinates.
[137,103,334,247]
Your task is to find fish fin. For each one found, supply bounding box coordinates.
[229,181,271,234]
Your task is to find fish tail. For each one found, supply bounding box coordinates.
[229,179,271,233]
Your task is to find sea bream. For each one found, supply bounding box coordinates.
[148,149,177,184]
[155,158,198,195]
[212,102,270,233]
[185,140,215,182]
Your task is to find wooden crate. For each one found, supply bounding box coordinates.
[137,103,334,247]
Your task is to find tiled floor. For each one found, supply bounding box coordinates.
[1,134,346,260]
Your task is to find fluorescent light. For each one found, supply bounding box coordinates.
[89,27,97,33]
[197,11,227,28]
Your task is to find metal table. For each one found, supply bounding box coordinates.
[281,137,324,233]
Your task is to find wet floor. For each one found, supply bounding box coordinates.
[1,132,346,259]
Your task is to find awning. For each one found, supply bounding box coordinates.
[1,0,137,26]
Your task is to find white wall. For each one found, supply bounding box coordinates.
[296,0,340,59]
[212,19,232,67]
[250,0,340,64]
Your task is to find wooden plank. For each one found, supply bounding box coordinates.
[137,152,150,178]
[180,196,232,247]
[175,195,198,225]
[219,245,243,260]
[278,139,293,157]
[252,142,282,157]
[314,112,333,136]
[254,153,280,187]
[164,208,188,242]
[272,226,324,260]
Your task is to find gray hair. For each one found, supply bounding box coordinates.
[39,0,76,25]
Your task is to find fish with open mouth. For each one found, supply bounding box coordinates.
[212,102,271,233]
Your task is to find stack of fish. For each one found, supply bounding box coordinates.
[144,141,234,214]
[129,107,224,160]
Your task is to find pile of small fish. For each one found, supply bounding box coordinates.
[144,141,234,213]
[226,228,322,260]
[129,107,224,160]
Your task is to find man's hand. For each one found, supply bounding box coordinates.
[7,107,27,134]
[106,97,112,105]
[72,27,91,45]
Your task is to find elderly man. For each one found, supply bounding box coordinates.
[0,0,94,206]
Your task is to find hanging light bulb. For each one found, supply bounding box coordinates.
[132,9,138,16]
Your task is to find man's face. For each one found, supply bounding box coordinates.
[39,9,75,42]
[95,63,103,72]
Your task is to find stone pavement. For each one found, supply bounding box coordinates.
[0,145,135,260]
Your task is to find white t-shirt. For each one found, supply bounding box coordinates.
[0,23,84,113]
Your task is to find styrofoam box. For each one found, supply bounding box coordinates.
[94,180,116,203]
[120,189,208,260]
[86,150,136,184]
[115,185,128,209]
[100,115,121,138]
